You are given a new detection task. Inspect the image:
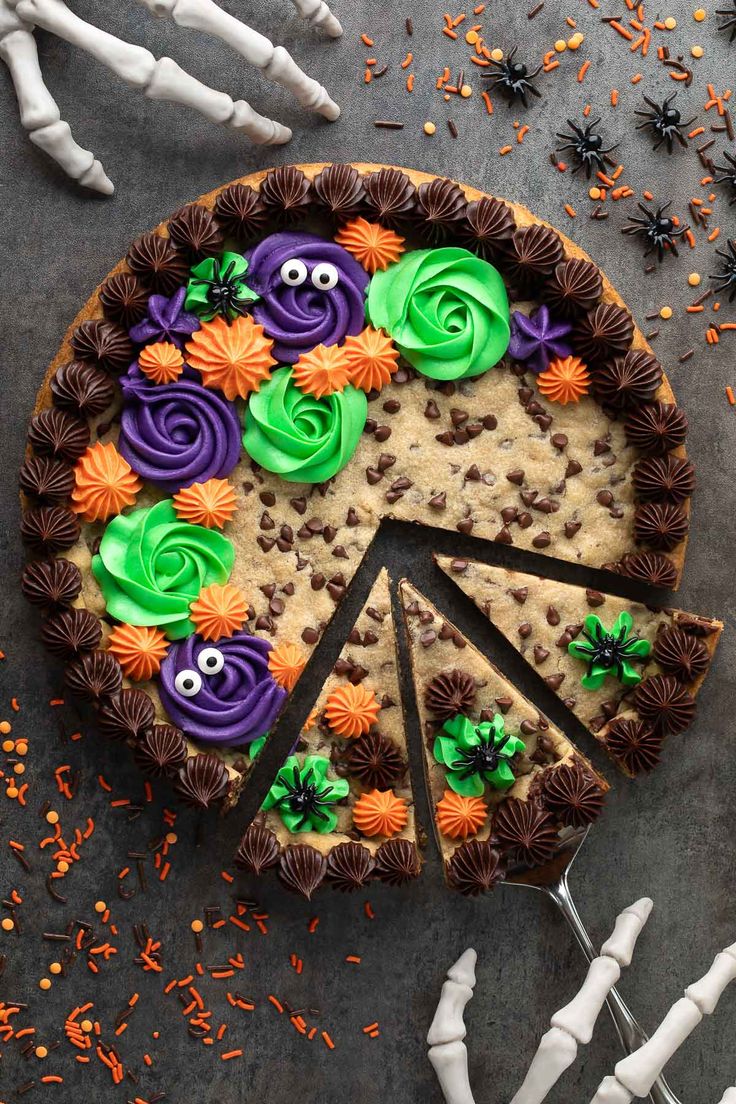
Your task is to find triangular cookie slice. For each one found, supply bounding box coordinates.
[436,555,722,776]
[400,580,608,895]
[236,568,421,897]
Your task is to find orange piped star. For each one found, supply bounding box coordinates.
[138,342,184,384]
[190,583,250,641]
[537,355,591,405]
[173,478,237,529]
[268,642,306,691]
[71,441,142,522]
[436,790,488,840]
[292,343,352,399]
[352,789,408,837]
[335,218,406,274]
[324,683,381,738]
[107,623,169,682]
[185,315,276,400]
[342,326,400,393]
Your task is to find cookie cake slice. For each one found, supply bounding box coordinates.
[236,569,421,897]
[436,555,722,777]
[400,580,608,895]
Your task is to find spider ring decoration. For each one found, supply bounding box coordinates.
[555,117,618,178]
[0,0,342,194]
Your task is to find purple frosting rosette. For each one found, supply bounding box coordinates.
[118,364,241,492]
[159,631,287,747]
[129,288,200,349]
[245,231,369,362]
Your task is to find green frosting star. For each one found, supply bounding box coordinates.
[242,366,367,484]
[185,252,258,321]
[568,611,651,690]
[433,713,525,797]
[366,246,510,381]
[92,499,234,640]
[262,754,349,834]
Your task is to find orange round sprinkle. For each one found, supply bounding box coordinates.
[7,786,19,799]
[292,343,352,399]
[191,919,204,933]
[660,305,673,319]
[13,763,25,775]
[693,6,706,19]
[335,217,406,274]
[166,832,178,845]
[185,315,276,400]
[352,790,408,837]
[35,1045,49,1059]
[15,741,28,756]
[0,720,11,734]
[424,121,437,135]
[324,683,381,738]
[49,962,62,975]
[94,900,107,913]
[173,478,237,529]
[190,583,249,641]
[80,1020,93,1033]
[1,917,15,931]
[108,623,169,682]
[342,327,400,393]
[2,738,14,753]
[46,810,59,825]
[460,84,473,97]
[268,642,306,692]
[138,341,185,385]
[71,441,142,523]
[39,978,52,990]
[57,861,70,873]
[537,356,590,404]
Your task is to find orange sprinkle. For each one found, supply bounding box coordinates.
[221,1049,242,1061]
[687,305,705,313]
[610,20,634,39]
[360,33,374,46]
[401,52,413,68]
[631,73,642,83]
[268,995,284,1014]
[564,204,577,218]
[346,955,362,964]
[481,91,493,114]
[308,917,320,934]
[322,1031,336,1050]
[577,60,591,82]
[543,59,560,72]
[517,124,529,143]
[708,228,721,242]
[727,387,736,405]
[499,144,513,155]
[406,73,414,91]
[363,1022,379,1033]
[443,27,458,38]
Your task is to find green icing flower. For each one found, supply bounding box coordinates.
[92,499,234,640]
[242,366,367,484]
[568,611,651,690]
[262,754,349,834]
[185,252,258,321]
[433,713,525,797]
[366,246,510,381]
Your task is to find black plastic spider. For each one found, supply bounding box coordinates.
[713,150,736,205]
[574,622,645,682]
[622,202,689,261]
[199,258,252,323]
[634,93,696,153]
[711,239,736,302]
[716,1,736,41]
[482,47,542,108]
[555,118,618,177]
[279,764,336,830]
[449,732,512,780]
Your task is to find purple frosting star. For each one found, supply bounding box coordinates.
[508,305,572,374]
[129,287,200,349]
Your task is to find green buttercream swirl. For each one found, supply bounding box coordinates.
[262,754,349,834]
[242,366,367,484]
[433,713,526,797]
[92,499,234,640]
[366,246,510,380]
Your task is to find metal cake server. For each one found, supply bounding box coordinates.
[506,824,682,1104]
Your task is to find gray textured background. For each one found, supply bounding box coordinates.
[1,1,735,1101]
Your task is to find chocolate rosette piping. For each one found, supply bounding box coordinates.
[543,258,603,318]
[633,502,689,551]
[21,505,80,554]
[65,650,122,702]
[604,717,662,774]
[415,178,468,243]
[127,232,189,295]
[235,825,281,874]
[572,303,634,364]
[652,626,709,682]
[424,670,477,720]
[21,559,82,610]
[278,844,327,898]
[373,838,421,886]
[625,401,688,455]
[167,204,224,259]
[41,607,101,658]
[361,167,417,226]
[501,224,564,292]
[446,839,505,895]
[492,799,559,866]
[19,457,74,504]
[540,761,605,827]
[344,732,406,790]
[51,361,115,418]
[70,320,133,374]
[634,674,695,735]
[99,273,149,329]
[312,163,366,221]
[619,552,678,589]
[175,753,230,808]
[28,408,89,462]
[592,350,662,410]
[632,455,695,503]
[326,842,375,891]
[459,196,516,262]
[214,184,268,243]
[134,724,188,778]
[259,165,313,225]
[98,689,155,741]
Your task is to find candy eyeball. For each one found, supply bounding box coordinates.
[280,258,308,286]
[197,647,225,675]
[175,669,202,697]
[311,262,339,290]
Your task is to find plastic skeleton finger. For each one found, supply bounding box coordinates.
[12,0,291,149]
[136,0,340,120]
[290,0,342,37]
[718,1090,736,1103]
[590,940,736,1101]
[0,3,113,193]
[509,898,653,1104]
[427,949,477,1104]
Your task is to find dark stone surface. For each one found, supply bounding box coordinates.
[0,1,734,1101]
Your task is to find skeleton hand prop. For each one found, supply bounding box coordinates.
[0,0,341,194]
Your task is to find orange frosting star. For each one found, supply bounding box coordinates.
[185,315,276,400]
[173,478,237,529]
[324,683,381,738]
[342,326,400,393]
[292,343,352,399]
[190,583,250,641]
[71,441,142,522]
[352,789,408,837]
[537,355,591,405]
[268,642,306,691]
[138,341,184,384]
[303,706,320,733]
[436,790,488,840]
[335,218,406,274]
[107,623,169,682]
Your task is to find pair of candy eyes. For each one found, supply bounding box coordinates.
[174,647,224,697]
[280,259,339,290]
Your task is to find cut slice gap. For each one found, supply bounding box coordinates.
[399,579,609,896]
[236,568,421,897]
[436,554,722,777]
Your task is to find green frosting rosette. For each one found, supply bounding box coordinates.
[433,713,525,797]
[568,611,651,690]
[242,366,367,484]
[92,499,234,640]
[366,246,510,380]
[262,754,349,833]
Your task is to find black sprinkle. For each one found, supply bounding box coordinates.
[374,120,405,129]
[528,1,544,16]
[448,119,459,138]
[406,17,413,34]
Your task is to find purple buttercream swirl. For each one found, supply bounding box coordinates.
[129,288,200,349]
[508,305,573,374]
[118,364,241,492]
[245,231,369,362]
[159,632,287,747]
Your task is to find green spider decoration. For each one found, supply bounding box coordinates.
[568,612,651,690]
[262,755,348,834]
[433,713,526,797]
[185,251,258,322]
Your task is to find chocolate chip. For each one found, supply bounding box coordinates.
[302,627,319,644]
[545,674,565,691]
[520,490,537,507]
[259,491,276,506]
[424,400,441,420]
[533,645,550,664]
[366,606,384,622]
[290,496,307,514]
[260,583,276,598]
[420,629,437,647]
[532,532,551,548]
[457,518,474,535]
[346,507,359,527]
[518,622,532,638]
[535,414,553,432]
[546,606,560,626]
[435,431,454,446]
[374,426,392,442]
[269,598,285,616]
[259,512,275,530]
[520,719,537,735]
[564,521,582,538]
[450,558,468,572]
[501,506,518,524]
[383,399,400,414]
[366,467,383,484]
[322,525,337,543]
[596,490,614,507]
[495,526,513,543]
[483,414,498,430]
[311,574,326,590]
[518,387,534,404]
[332,546,349,558]
[465,464,481,481]
[510,587,528,604]
[585,589,605,607]
[257,536,275,552]
[429,492,446,509]
[517,512,533,528]
[364,419,377,434]
[327,583,346,602]
[377,453,396,472]
[593,438,611,456]
[453,429,470,445]
[551,433,568,450]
